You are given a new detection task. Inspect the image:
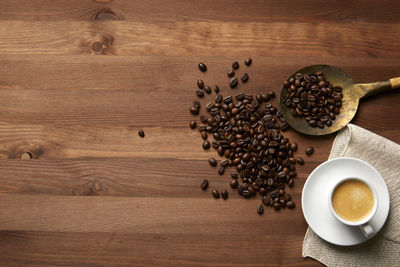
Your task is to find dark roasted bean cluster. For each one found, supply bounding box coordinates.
[282,71,343,128]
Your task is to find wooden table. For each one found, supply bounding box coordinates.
[0,1,399,266]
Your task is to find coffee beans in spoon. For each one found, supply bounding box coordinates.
[282,71,343,128]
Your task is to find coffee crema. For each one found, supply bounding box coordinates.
[332,179,374,222]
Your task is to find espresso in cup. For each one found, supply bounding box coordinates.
[332,179,374,222]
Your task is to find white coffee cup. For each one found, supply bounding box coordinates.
[328,177,379,237]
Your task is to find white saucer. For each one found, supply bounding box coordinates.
[302,157,390,246]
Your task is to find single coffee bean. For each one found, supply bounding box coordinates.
[202,140,210,150]
[228,70,235,77]
[296,157,304,165]
[242,190,251,198]
[221,189,228,200]
[138,129,145,138]
[190,106,199,115]
[268,91,275,98]
[241,73,249,83]
[286,201,295,209]
[245,58,252,66]
[218,165,225,175]
[257,204,264,215]
[196,89,204,97]
[198,62,207,72]
[231,173,238,179]
[229,77,238,88]
[212,189,220,199]
[273,203,281,210]
[230,179,238,188]
[232,61,239,70]
[189,120,197,129]
[204,86,212,94]
[290,143,298,151]
[262,196,270,206]
[214,85,220,93]
[200,179,209,191]
[305,146,314,155]
[193,99,201,108]
[197,80,204,89]
[209,158,217,167]
[201,131,208,140]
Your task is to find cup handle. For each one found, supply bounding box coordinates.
[359,223,374,238]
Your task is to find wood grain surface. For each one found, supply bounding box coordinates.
[0,0,399,266]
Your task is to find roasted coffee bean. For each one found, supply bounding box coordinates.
[228,70,235,77]
[218,165,225,175]
[305,146,314,155]
[138,129,145,138]
[268,91,275,98]
[197,80,204,89]
[229,77,238,88]
[220,159,228,167]
[242,190,251,198]
[212,189,220,198]
[241,73,249,83]
[201,131,208,140]
[286,201,295,209]
[232,61,239,70]
[209,158,217,167]
[198,62,207,72]
[296,157,304,165]
[190,106,199,115]
[230,179,238,188]
[273,203,281,210]
[257,204,264,215]
[201,179,209,190]
[290,143,298,151]
[262,196,270,206]
[245,58,252,66]
[214,85,220,93]
[190,120,197,129]
[196,89,204,97]
[202,140,211,150]
[193,99,201,108]
[204,85,212,94]
[221,189,228,200]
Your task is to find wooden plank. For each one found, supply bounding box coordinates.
[0,153,322,197]
[0,231,320,266]
[0,21,398,57]
[1,0,399,24]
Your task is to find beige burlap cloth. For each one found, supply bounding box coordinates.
[302,124,400,266]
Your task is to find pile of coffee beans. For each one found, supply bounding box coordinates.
[282,72,343,128]
[188,59,307,214]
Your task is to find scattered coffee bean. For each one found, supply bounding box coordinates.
[230,179,238,188]
[257,204,264,214]
[232,61,239,70]
[202,140,210,150]
[201,179,209,190]
[197,80,204,89]
[286,201,295,209]
[189,120,197,129]
[241,73,249,83]
[296,157,304,165]
[212,189,220,199]
[138,129,145,138]
[193,99,201,108]
[273,203,281,210]
[245,58,252,66]
[290,142,298,151]
[190,106,199,115]
[262,196,270,206]
[228,70,235,77]
[209,158,217,167]
[214,85,220,93]
[218,165,225,175]
[231,173,238,179]
[268,91,275,98]
[204,85,212,94]
[305,146,314,155]
[196,89,204,98]
[221,189,228,200]
[229,77,238,88]
[201,131,208,140]
[198,62,207,72]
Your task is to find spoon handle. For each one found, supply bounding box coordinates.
[358,77,400,98]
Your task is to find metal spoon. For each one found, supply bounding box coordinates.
[279,65,400,135]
